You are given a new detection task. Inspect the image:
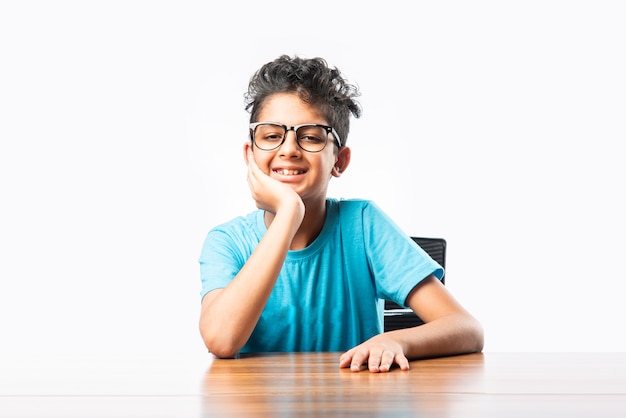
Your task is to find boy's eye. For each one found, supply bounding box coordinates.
[263,133,284,141]
[298,134,324,144]
[255,125,285,141]
[296,126,326,144]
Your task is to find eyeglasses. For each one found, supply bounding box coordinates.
[249,122,342,153]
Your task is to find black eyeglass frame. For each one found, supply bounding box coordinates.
[249,122,342,153]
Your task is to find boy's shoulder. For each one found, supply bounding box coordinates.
[327,198,386,227]
[328,197,378,212]
[210,209,261,235]
[329,197,372,205]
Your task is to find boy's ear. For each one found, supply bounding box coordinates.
[332,146,351,177]
[243,141,252,165]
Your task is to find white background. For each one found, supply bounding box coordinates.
[1,1,625,362]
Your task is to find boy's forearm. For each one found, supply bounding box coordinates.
[393,313,484,360]
[200,202,304,357]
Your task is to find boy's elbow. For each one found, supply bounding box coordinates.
[204,340,240,359]
[200,325,241,359]
[467,317,485,353]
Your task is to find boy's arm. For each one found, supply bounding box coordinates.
[198,145,304,358]
[339,275,484,372]
[401,276,484,358]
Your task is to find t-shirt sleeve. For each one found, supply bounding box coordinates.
[362,201,444,307]
[198,227,248,301]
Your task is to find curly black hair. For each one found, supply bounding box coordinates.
[244,55,362,147]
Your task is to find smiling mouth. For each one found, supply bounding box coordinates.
[274,169,305,175]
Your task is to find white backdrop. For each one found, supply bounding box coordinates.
[1,1,625,361]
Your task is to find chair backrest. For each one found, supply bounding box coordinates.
[383,237,447,332]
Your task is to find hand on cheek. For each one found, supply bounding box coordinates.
[243,143,302,215]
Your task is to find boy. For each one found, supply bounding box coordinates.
[199,55,483,372]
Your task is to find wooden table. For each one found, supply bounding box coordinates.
[202,352,626,417]
[1,353,626,417]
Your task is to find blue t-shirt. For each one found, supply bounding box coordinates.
[199,198,444,353]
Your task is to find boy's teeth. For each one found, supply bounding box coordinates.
[279,169,302,175]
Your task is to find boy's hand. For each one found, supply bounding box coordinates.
[245,145,303,215]
[339,334,410,373]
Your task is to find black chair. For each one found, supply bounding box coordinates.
[383,237,447,332]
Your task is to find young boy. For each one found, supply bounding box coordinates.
[198,55,483,373]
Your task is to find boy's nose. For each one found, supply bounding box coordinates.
[279,130,301,155]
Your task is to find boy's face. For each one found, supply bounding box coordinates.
[247,92,350,205]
